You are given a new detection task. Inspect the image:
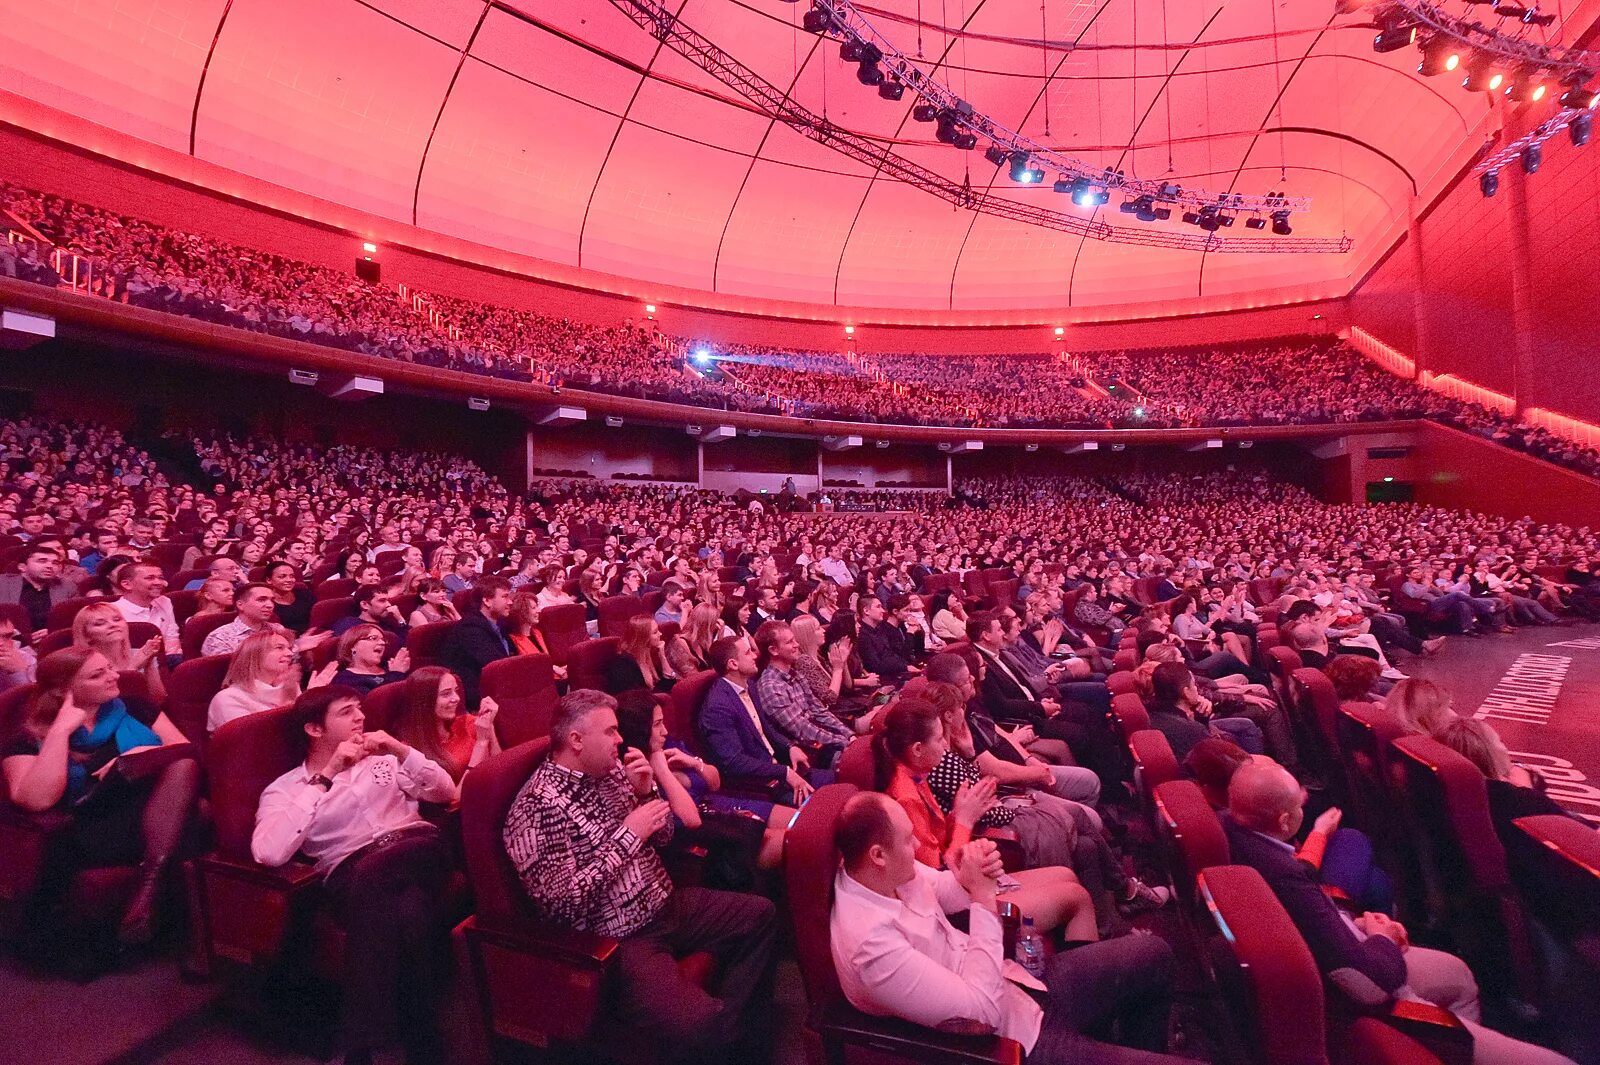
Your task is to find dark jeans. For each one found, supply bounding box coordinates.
[323,826,451,1061]
[615,886,779,1063]
[1027,935,1182,1064]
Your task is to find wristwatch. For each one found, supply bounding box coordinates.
[310,774,334,791]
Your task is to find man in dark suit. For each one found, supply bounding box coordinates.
[1223,760,1573,1065]
[439,576,513,710]
[856,595,919,685]
[698,634,832,805]
[0,543,76,640]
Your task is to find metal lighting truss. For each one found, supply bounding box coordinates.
[1472,107,1585,174]
[1375,1,1599,79]
[604,0,1351,253]
[806,0,1313,217]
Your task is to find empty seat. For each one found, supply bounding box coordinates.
[479,654,560,748]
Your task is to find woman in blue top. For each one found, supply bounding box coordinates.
[2,647,199,947]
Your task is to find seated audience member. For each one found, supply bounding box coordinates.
[751,620,852,765]
[440,576,513,710]
[72,601,168,706]
[1171,595,1254,666]
[408,578,461,629]
[856,595,920,685]
[666,601,723,676]
[183,556,244,591]
[209,628,334,732]
[0,613,38,694]
[614,689,793,869]
[178,531,220,572]
[1324,653,1386,706]
[110,561,181,661]
[2,647,199,947]
[331,624,411,696]
[191,576,235,617]
[604,616,679,696]
[872,697,1098,941]
[0,544,75,641]
[265,560,315,634]
[202,582,286,657]
[392,666,499,783]
[1223,759,1576,1065]
[1146,662,1262,759]
[501,689,778,1064]
[441,553,477,597]
[699,634,834,805]
[653,580,689,627]
[928,589,968,646]
[533,565,575,610]
[831,793,1180,1064]
[331,584,409,641]
[1138,643,1294,766]
[1432,716,1580,846]
[252,687,457,1065]
[1400,566,1493,635]
[1387,677,1460,736]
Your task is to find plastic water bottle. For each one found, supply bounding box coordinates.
[1015,916,1046,979]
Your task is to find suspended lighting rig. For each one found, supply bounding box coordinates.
[603,0,1351,253]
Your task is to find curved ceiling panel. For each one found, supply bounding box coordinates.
[0,0,1528,316]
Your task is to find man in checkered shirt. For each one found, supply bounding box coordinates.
[502,688,777,1063]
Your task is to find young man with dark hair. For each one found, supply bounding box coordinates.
[502,689,777,1065]
[253,686,457,1065]
[0,543,73,641]
[440,575,513,709]
[331,584,409,640]
[700,633,832,804]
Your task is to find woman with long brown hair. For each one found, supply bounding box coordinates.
[603,615,678,695]
[391,666,499,782]
[2,647,199,947]
[666,601,722,676]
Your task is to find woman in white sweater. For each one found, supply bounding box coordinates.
[207,628,334,732]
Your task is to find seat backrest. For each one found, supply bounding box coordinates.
[181,611,235,660]
[459,738,551,925]
[0,683,38,805]
[667,669,717,752]
[46,595,94,631]
[207,704,304,861]
[1507,814,1600,946]
[360,680,410,735]
[1106,671,1138,697]
[566,636,620,692]
[125,621,162,651]
[1129,728,1182,797]
[1110,691,1150,740]
[1198,865,1328,1065]
[1391,734,1509,892]
[835,735,876,791]
[480,654,559,749]
[309,596,355,632]
[536,603,588,666]
[1153,779,1232,914]
[166,653,233,745]
[597,595,646,639]
[1112,647,1138,673]
[402,620,449,670]
[1265,645,1303,705]
[168,589,199,626]
[782,782,860,1009]
[1335,701,1406,814]
[1290,667,1342,756]
[313,577,359,602]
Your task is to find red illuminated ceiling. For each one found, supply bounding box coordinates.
[0,0,1539,316]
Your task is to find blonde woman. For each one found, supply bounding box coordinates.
[1387,678,1458,736]
[72,602,167,706]
[666,602,722,676]
[208,628,337,732]
[603,615,678,695]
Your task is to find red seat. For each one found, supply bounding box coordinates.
[169,589,199,627]
[566,637,619,693]
[783,782,1021,1065]
[169,569,208,592]
[1110,691,1150,742]
[1507,815,1600,966]
[166,654,232,747]
[181,611,235,660]
[1391,734,1542,1008]
[1112,646,1138,672]
[666,669,717,753]
[596,595,646,639]
[34,629,73,657]
[1105,671,1138,698]
[454,739,717,1059]
[406,621,453,671]
[313,577,359,602]
[1152,779,1230,923]
[1264,645,1303,709]
[535,603,588,667]
[479,655,559,748]
[835,735,875,791]
[309,596,355,633]
[1128,728,1181,813]
[45,595,95,632]
[358,680,409,734]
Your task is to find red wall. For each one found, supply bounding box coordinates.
[1413,423,1600,525]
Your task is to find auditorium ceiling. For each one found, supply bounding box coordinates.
[0,0,1536,316]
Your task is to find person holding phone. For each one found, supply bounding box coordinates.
[2,647,199,948]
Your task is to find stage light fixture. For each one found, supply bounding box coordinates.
[1521,142,1542,173]
[856,62,884,86]
[1480,170,1500,197]
[1505,69,1547,102]
[1373,13,1417,53]
[912,102,939,122]
[985,144,1009,166]
[839,41,864,62]
[1463,55,1504,92]
[1560,86,1600,110]
[1009,152,1043,183]
[802,4,832,33]
[1181,210,1201,226]
[936,111,976,149]
[1572,112,1594,146]
[1417,37,1461,77]
[1244,216,1267,230]
[877,78,904,100]
[1270,210,1293,235]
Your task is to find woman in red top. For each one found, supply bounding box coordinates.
[393,666,500,782]
[871,697,1098,942]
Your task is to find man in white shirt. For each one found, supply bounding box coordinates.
[110,561,182,662]
[253,687,457,1065]
[831,792,1179,1065]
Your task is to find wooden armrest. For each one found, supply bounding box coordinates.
[465,913,619,970]
[197,853,323,966]
[813,1001,1023,1065]
[977,827,1024,873]
[199,852,321,892]
[461,913,619,1046]
[1381,1000,1474,1065]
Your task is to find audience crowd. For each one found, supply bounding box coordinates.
[5,180,1599,477]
